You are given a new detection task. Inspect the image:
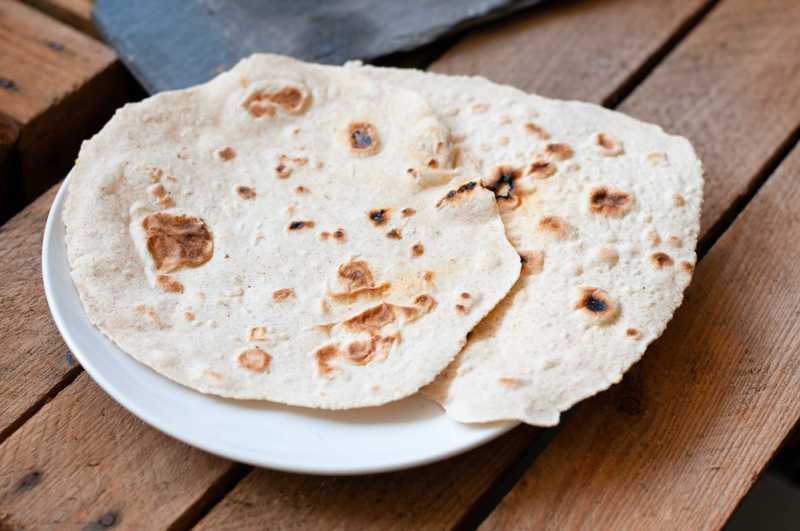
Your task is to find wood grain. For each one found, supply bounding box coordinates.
[22,0,96,37]
[431,0,711,102]
[0,373,236,529]
[0,185,76,441]
[617,0,800,238]
[480,138,800,531]
[194,426,538,531]
[0,0,135,209]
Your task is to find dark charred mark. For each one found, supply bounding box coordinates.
[484,166,522,201]
[584,293,607,313]
[333,228,346,241]
[0,78,19,92]
[46,41,65,51]
[16,470,42,492]
[369,209,389,226]
[437,181,477,207]
[352,127,372,147]
[386,228,402,239]
[401,208,416,217]
[348,122,380,155]
[589,187,633,217]
[288,220,315,231]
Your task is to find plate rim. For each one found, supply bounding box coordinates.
[41,179,517,475]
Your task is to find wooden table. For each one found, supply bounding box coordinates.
[2,0,800,528]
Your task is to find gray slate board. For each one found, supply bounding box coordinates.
[93,0,544,94]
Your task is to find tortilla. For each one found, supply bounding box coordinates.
[64,55,521,409]
[350,63,703,425]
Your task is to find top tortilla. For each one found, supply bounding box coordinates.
[64,54,520,409]
[351,63,703,425]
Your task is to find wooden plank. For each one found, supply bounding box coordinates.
[194,427,538,531]
[0,373,237,529]
[22,0,97,38]
[480,139,800,531]
[430,0,711,102]
[0,0,135,211]
[616,0,800,238]
[0,185,75,441]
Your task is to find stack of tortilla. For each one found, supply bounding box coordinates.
[64,54,702,425]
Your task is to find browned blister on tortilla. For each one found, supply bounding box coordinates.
[142,213,213,273]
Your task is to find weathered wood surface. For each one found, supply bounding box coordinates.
[0,185,76,443]
[195,426,538,531]
[431,0,712,103]
[480,137,800,531]
[1,0,800,529]
[22,0,96,37]
[0,0,134,218]
[0,373,237,530]
[615,0,800,238]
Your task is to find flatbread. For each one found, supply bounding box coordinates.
[64,55,520,409]
[351,63,703,424]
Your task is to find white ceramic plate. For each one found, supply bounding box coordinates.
[42,180,515,475]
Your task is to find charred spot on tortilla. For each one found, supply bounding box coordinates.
[288,220,315,231]
[294,185,309,193]
[275,162,292,179]
[337,259,375,291]
[238,346,271,372]
[538,215,569,239]
[401,208,416,217]
[248,325,267,341]
[414,294,437,313]
[369,208,389,226]
[484,166,522,201]
[215,146,236,161]
[272,288,295,300]
[680,260,694,273]
[333,228,346,242]
[142,212,213,273]
[386,228,402,240]
[595,132,624,156]
[519,250,544,275]
[314,344,339,378]
[527,159,556,179]
[343,303,395,334]
[235,185,256,199]
[243,85,309,117]
[411,243,425,257]
[544,143,574,160]
[626,328,642,339]
[589,187,634,218]
[575,287,619,324]
[348,122,380,156]
[524,122,550,140]
[156,274,184,294]
[436,181,477,207]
